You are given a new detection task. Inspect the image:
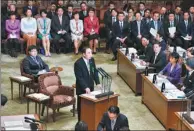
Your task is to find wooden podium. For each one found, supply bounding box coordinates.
[80,91,119,130]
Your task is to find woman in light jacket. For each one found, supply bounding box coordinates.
[37,9,51,57]
[70,11,83,55]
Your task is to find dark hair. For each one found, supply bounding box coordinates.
[9,11,16,17]
[111,8,117,13]
[135,12,141,16]
[117,11,124,16]
[67,4,73,8]
[57,7,64,11]
[153,42,161,47]
[123,3,132,11]
[73,11,79,17]
[139,2,145,6]
[108,1,115,6]
[88,7,95,13]
[168,12,175,16]
[170,52,180,62]
[145,8,151,13]
[175,5,181,9]
[26,8,32,14]
[80,2,87,6]
[28,45,37,52]
[166,1,173,6]
[183,11,189,15]
[40,9,47,15]
[82,48,90,54]
[75,121,88,131]
[153,11,160,15]
[51,2,56,5]
[108,106,120,115]
[119,126,130,131]
[127,7,134,12]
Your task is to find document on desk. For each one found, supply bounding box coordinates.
[181,36,191,41]
[81,90,102,100]
[168,27,176,35]
[150,28,157,38]
[5,126,31,130]
[4,120,23,127]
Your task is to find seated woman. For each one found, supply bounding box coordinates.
[70,11,83,55]
[23,45,49,82]
[37,9,51,57]
[158,52,182,85]
[84,7,99,54]
[6,12,21,57]
[21,8,37,54]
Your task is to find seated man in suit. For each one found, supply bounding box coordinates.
[131,12,149,52]
[158,52,182,85]
[104,8,117,54]
[164,12,180,46]
[51,7,72,54]
[177,11,194,49]
[139,37,153,62]
[23,45,49,81]
[97,106,129,131]
[141,42,167,73]
[23,0,38,17]
[111,12,132,61]
[74,48,101,121]
[149,11,166,51]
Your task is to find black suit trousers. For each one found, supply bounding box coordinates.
[77,95,81,121]
[106,31,114,50]
[52,33,72,52]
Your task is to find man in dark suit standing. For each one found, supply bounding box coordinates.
[74,48,101,121]
[51,7,72,54]
[131,12,149,52]
[104,8,117,54]
[23,0,38,17]
[56,0,67,14]
[79,2,88,21]
[174,5,183,23]
[66,4,74,21]
[97,106,129,131]
[111,12,131,61]
[104,1,115,29]
[141,42,167,73]
[23,45,49,81]
[47,2,57,20]
[159,6,168,22]
[139,37,153,62]
[164,13,180,46]
[177,11,194,49]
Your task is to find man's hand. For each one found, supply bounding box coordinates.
[62,30,66,34]
[187,47,193,51]
[85,88,91,94]
[170,34,175,38]
[57,30,62,34]
[188,36,192,40]
[137,34,142,39]
[140,60,146,66]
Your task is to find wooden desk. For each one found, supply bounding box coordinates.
[80,92,119,130]
[142,74,187,130]
[117,49,143,95]
[175,112,194,131]
[1,114,43,130]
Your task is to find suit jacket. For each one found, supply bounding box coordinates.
[74,57,100,95]
[23,6,38,16]
[160,62,182,85]
[164,20,179,38]
[149,20,165,38]
[84,16,99,36]
[131,20,149,39]
[23,56,49,75]
[105,16,118,33]
[159,13,168,22]
[70,19,83,34]
[37,18,51,35]
[149,50,167,73]
[139,43,153,62]
[79,10,88,21]
[47,11,57,20]
[184,71,194,93]
[104,9,112,26]
[65,12,73,21]
[174,14,183,23]
[112,21,130,39]
[97,112,129,131]
[51,15,70,37]
[177,20,193,37]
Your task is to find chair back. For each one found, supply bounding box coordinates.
[39,73,61,95]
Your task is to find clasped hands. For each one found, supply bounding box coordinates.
[118,37,127,44]
[58,30,66,35]
[140,60,149,66]
[85,84,102,94]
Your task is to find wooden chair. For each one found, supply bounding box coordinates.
[38,73,76,122]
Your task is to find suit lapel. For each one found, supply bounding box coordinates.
[81,58,90,76]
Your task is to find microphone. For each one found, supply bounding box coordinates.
[145,67,148,76]
[152,74,157,84]
[25,120,38,131]
[24,116,44,123]
[24,119,39,125]
[161,83,165,92]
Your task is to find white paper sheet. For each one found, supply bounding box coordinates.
[5,126,31,130]
[9,34,17,38]
[168,27,176,35]
[181,36,191,40]
[4,121,23,127]
[150,28,157,38]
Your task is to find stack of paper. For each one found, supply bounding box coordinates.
[28,93,50,101]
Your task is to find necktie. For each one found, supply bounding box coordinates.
[170,21,173,27]
[112,17,116,25]
[43,19,46,34]
[185,21,188,30]
[154,21,158,31]
[76,21,78,31]
[111,120,115,130]
[59,16,62,25]
[32,57,40,67]
[137,21,141,35]
[176,15,179,22]
[120,22,123,30]
[153,54,157,64]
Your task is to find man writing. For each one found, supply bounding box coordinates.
[74,48,101,121]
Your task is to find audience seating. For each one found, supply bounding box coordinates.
[38,73,76,122]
